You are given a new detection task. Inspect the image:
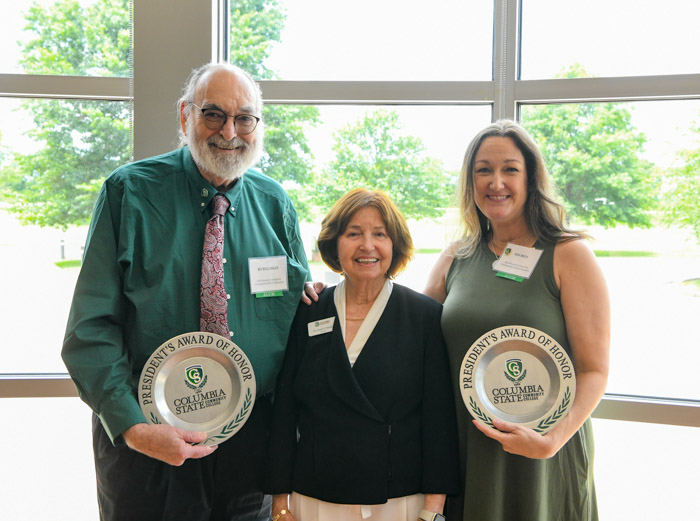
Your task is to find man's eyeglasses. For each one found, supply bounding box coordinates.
[190,103,260,135]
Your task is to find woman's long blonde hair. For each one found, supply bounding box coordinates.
[455,120,586,257]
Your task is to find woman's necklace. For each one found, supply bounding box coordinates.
[489,232,535,268]
[489,237,500,260]
[489,237,500,269]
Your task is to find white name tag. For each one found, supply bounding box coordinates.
[492,243,543,280]
[248,256,289,294]
[308,317,335,337]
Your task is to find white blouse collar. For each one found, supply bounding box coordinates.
[334,278,393,366]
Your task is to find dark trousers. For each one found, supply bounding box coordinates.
[92,396,273,521]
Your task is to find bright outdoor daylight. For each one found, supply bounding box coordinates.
[0,0,698,519]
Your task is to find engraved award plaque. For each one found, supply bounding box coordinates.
[139,332,256,446]
[460,325,576,433]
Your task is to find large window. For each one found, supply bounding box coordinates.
[520,0,700,79]
[229,2,700,517]
[0,398,96,519]
[0,0,131,77]
[0,0,132,374]
[520,100,700,400]
[234,0,700,404]
[1,0,698,518]
[0,2,133,518]
[593,419,698,518]
[261,0,493,81]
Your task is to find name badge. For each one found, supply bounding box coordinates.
[308,317,335,337]
[249,256,289,296]
[492,243,543,281]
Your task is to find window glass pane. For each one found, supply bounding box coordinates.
[0,398,98,519]
[521,0,700,79]
[594,419,699,518]
[520,100,700,399]
[0,0,131,77]
[0,97,130,373]
[306,105,492,174]
[230,0,493,81]
[291,104,492,289]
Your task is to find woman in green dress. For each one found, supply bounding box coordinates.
[424,120,610,521]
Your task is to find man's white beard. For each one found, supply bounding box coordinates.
[186,117,264,183]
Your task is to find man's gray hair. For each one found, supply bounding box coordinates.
[177,62,263,147]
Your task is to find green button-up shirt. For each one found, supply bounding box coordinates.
[62,147,310,442]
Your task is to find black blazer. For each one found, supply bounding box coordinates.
[266,283,459,505]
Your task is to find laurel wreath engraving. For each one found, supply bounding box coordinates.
[203,388,253,444]
[504,369,527,384]
[533,386,571,433]
[470,386,571,434]
[149,411,161,425]
[469,396,493,427]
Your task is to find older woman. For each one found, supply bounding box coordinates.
[424,120,610,521]
[266,188,459,521]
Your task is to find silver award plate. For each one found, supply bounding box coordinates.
[139,332,256,446]
[459,325,576,433]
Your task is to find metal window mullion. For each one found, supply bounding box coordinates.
[0,375,78,398]
[214,0,229,63]
[1,376,698,428]
[515,74,700,104]
[258,80,494,105]
[0,73,131,101]
[593,394,700,428]
[492,0,519,121]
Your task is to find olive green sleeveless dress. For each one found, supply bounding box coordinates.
[442,239,598,521]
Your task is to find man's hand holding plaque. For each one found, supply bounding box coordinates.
[123,423,217,465]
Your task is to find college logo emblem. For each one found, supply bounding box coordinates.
[185,364,207,390]
[504,358,526,384]
[504,247,512,256]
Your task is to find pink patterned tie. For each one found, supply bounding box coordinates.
[200,194,231,337]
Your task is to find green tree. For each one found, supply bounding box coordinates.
[661,121,700,240]
[0,130,7,168]
[230,0,319,220]
[522,65,659,228]
[314,110,453,220]
[1,0,130,228]
[2,0,319,227]
[0,131,12,197]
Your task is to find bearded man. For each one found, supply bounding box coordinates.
[62,63,310,521]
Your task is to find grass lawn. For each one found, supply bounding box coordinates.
[593,250,657,257]
[55,259,82,269]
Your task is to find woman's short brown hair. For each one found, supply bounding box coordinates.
[317,188,414,279]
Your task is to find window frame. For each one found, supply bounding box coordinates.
[0,0,698,429]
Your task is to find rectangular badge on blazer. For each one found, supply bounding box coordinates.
[308,317,335,337]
